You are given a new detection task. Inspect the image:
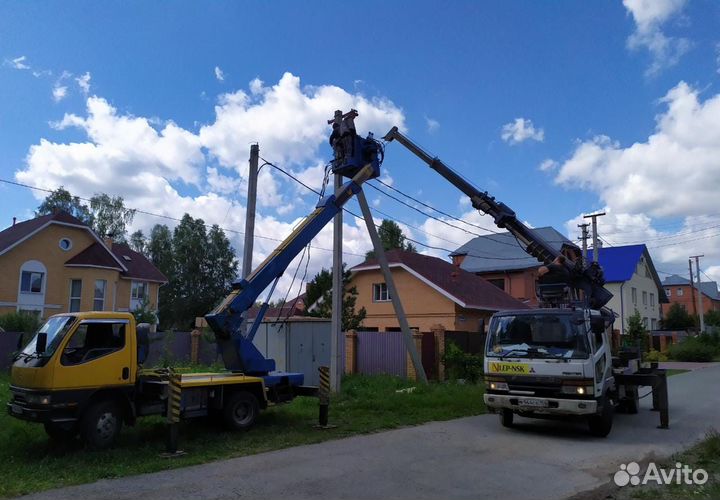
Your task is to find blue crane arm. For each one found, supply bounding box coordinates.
[205,163,377,373]
[383,126,612,309]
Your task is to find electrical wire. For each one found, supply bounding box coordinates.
[0,177,366,258]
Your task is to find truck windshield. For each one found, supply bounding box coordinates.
[21,316,76,357]
[486,314,589,359]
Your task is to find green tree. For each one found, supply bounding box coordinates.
[305,264,366,330]
[89,193,136,242]
[36,186,93,225]
[705,309,720,328]
[661,303,696,330]
[129,230,147,255]
[365,219,417,259]
[171,214,209,327]
[625,311,648,351]
[204,224,239,309]
[148,224,175,329]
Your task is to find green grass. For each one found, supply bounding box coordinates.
[0,373,485,497]
[666,369,689,377]
[629,431,720,500]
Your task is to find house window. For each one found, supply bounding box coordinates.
[643,317,648,328]
[488,279,505,291]
[650,293,655,308]
[69,280,82,312]
[93,280,106,311]
[131,281,148,300]
[372,283,391,302]
[665,288,671,297]
[642,291,647,306]
[677,288,684,297]
[651,318,657,330]
[631,287,637,305]
[58,238,73,251]
[21,271,44,293]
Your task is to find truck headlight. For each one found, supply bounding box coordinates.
[489,382,508,391]
[561,385,593,395]
[26,394,52,405]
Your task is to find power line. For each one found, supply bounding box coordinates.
[262,159,530,261]
[0,177,367,258]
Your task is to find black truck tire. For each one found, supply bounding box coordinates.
[44,421,77,441]
[80,400,123,450]
[500,409,514,428]
[223,391,259,431]
[588,395,614,437]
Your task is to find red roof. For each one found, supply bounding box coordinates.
[352,249,530,311]
[0,212,87,255]
[110,242,168,283]
[1,211,167,284]
[66,242,124,270]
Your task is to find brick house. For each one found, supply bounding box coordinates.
[349,249,528,332]
[0,211,167,320]
[450,226,582,306]
[661,274,720,316]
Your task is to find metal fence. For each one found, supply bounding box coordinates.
[356,330,407,377]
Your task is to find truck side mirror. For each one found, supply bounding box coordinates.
[36,332,47,354]
[590,317,606,335]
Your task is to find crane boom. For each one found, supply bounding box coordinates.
[383,126,612,310]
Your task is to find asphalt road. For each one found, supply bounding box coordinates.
[24,365,720,500]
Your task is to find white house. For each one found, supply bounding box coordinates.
[588,245,668,333]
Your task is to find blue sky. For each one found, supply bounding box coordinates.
[2,1,720,294]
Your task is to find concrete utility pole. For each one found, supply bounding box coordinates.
[240,144,259,335]
[330,173,343,393]
[578,223,590,264]
[688,259,698,318]
[583,212,606,262]
[356,189,427,384]
[691,255,705,332]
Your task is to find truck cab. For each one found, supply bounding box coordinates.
[9,312,271,449]
[483,307,615,436]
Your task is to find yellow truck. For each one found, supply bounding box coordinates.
[8,311,307,449]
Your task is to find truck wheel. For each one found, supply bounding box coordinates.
[44,422,77,441]
[500,409,514,428]
[223,391,259,431]
[588,396,614,437]
[81,400,122,450]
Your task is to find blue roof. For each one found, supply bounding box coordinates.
[588,244,668,303]
[587,244,645,283]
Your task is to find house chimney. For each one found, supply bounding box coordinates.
[12,217,16,226]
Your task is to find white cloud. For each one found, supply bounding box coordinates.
[538,158,558,172]
[623,0,690,76]
[8,55,30,70]
[76,72,91,94]
[419,208,503,258]
[214,66,225,81]
[52,85,68,102]
[14,72,405,299]
[706,266,720,284]
[556,82,720,219]
[501,118,544,145]
[425,115,439,134]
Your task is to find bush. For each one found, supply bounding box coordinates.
[442,341,483,383]
[667,336,719,362]
[644,349,668,362]
[132,296,158,325]
[0,311,41,333]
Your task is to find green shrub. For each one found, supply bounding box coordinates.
[132,296,158,325]
[0,311,41,333]
[667,336,719,362]
[442,341,483,383]
[644,349,668,362]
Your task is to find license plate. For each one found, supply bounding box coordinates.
[488,361,532,374]
[517,398,548,408]
[10,404,23,415]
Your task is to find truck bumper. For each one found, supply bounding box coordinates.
[484,394,598,415]
[7,402,77,423]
